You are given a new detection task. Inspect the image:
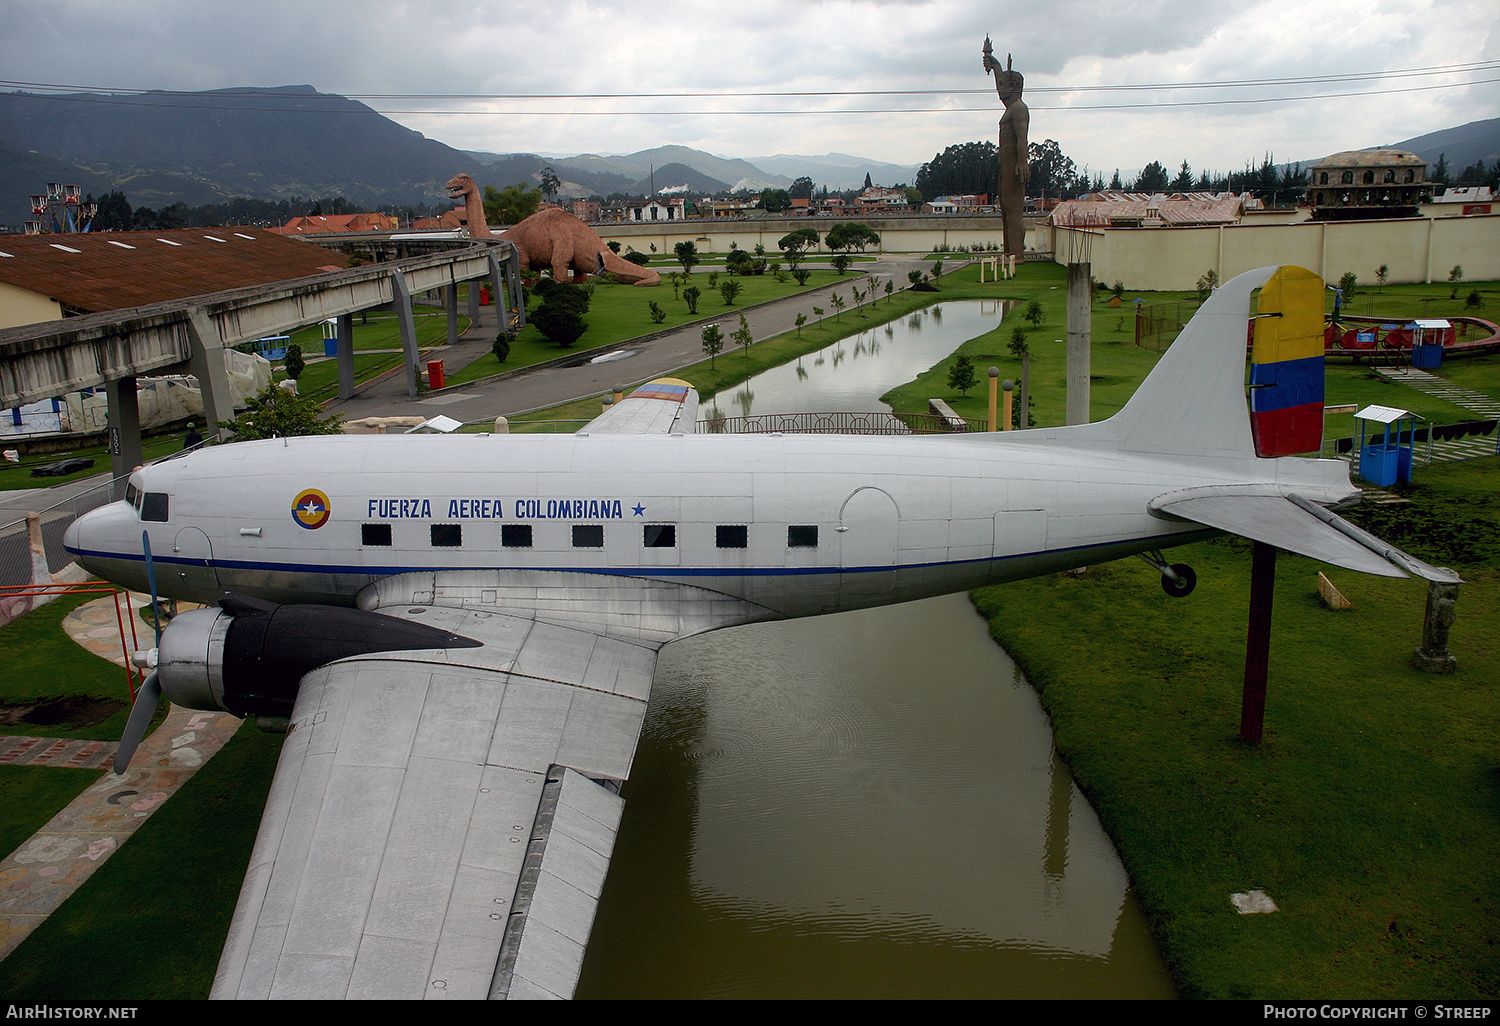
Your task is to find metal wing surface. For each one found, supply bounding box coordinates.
[209,581,745,1000]
[581,378,698,435]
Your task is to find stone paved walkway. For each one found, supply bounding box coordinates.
[0,592,241,964]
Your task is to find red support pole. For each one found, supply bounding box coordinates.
[1241,540,1277,744]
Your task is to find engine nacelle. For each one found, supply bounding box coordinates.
[153,594,481,721]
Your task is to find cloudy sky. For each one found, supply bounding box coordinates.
[5,0,1497,179]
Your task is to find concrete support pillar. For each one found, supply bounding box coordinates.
[336,312,355,400]
[467,279,480,320]
[390,272,420,398]
[506,246,525,328]
[104,375,142,498]
[444,283,459,345]
[1065,262,1092,426]
[185,308,237,441]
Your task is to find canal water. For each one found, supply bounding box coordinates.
[577,301,1176,998]
[702,299,1011,419]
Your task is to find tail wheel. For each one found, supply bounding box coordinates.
[1161,563,1197,598]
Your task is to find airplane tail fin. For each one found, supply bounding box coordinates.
[1099,265,1325,460]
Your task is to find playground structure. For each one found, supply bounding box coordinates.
[1322,315,1500,362]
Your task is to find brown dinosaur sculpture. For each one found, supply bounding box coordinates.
[445,173,496,237]
[443,173,659,286]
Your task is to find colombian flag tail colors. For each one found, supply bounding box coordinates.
[1250,265,1326,458]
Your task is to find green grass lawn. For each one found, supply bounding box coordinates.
[1,264,1495,999]
[972,456,1500,1000]
[444,268,883,387]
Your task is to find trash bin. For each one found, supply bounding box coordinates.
[323,338,338,358]
[427,360,445,390]
[480,286,491,306]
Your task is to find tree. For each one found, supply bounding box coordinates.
[1196,269,1219,302]
[825,222,880,253]
[789,176,814,200]
[531,278,590,347]
[830,253,852,275]
[864,172,873,190]
[483,182,542,226]
[683,285,702,314]
[283,344,305,381]
[223,382,343,440]
[830,292,845,319]
[794,312,807,336]
[1171,160,1194,192]
[733,313,753,357]
[701,323,724,368]
[1431,153,1450,188]
[674,240,700,274]
[1027,139,1078,198]
[1008,326,1030,357]
[1109,169,1123,190]
[647,301,667,324]
[916,141,999,197]
[761,188,791,213]
[1135,161,1170,193]
[540,166,561,201]
[492,331,513,363]
[792,268,811,287]
[778,228,819,267]
[1376,264,1389,293]
[947,354,977,397]
[1024,298,1043,326]
[719,280,743,306]
[93,190,132,231]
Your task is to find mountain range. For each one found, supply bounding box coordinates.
[0,84,1493,228]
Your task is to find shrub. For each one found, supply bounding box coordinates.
[491,332,513,363]
[283,343,305,381]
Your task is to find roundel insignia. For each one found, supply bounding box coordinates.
[292,488,331,530]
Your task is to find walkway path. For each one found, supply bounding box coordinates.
[0,592,241,964]
[327,257,931,423]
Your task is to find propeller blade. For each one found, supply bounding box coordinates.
[142,530,162,648]
[114,671,162,775]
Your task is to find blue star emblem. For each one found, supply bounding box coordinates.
[631,503,646,516]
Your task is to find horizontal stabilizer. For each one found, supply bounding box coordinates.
[1152,490,1460,583]
[582,377,698,435]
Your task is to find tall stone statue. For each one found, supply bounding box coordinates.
[983,38,1029,257]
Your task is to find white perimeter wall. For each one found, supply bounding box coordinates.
[596,214,1499,290]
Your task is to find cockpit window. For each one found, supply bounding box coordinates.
[125,483,140,511]
[141,492,169,522]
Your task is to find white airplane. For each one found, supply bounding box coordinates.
[63,265,1451,999]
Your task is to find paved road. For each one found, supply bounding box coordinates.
[326,257,931,423]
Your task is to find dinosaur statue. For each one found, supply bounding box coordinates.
[443,173,660,287]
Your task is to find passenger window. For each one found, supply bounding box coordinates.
[643,524,676,548]
[141,492,169,522]
[573,524,604,548]
[502,524,532,548]
[431,524,462,547]
[716,525,747,549]
[362,524,392,546]
[787,525,818,548]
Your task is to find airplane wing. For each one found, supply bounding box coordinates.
[581,378,698,435]
[1149,487,1461,583]
[212,572,771,999]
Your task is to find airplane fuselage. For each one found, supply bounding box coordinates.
[65,428,1356,621]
